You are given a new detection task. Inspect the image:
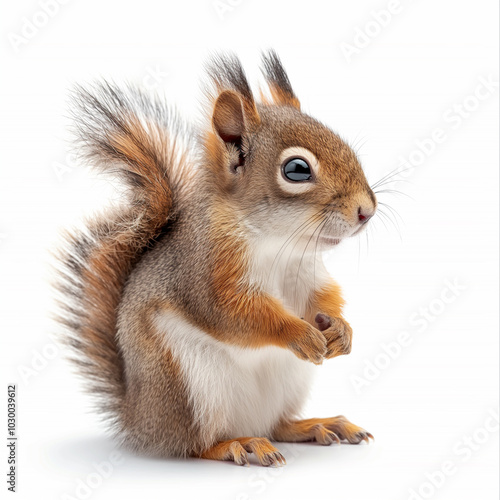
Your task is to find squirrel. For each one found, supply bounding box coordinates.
[55,51,376,467]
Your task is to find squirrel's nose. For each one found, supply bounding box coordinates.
[358,205,375,224]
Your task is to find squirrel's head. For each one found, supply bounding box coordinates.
[203,51,377,250]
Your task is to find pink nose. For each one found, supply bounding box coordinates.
[358,206,374,223]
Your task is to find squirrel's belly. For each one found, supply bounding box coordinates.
[154,310,315,440]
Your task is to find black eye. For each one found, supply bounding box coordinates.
[282,158,312,182]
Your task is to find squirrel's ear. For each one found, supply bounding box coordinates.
[212,90,260,143]
[212,90,245,143]
[207,54,260,142]
[261,50,300,110]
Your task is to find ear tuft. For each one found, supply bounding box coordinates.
[261,50,300,110]
[207,53,260,131]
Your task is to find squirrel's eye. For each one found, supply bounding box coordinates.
[282,158,312,182]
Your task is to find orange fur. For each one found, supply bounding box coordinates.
[205,201,326,363]
[201,437,286,466]
[311,281,345,319]
[273,417,373,445]
[307,282,352,359]
[269,84,301,110]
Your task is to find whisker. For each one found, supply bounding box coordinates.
[357,227,361,271]
[378,207,402,241]
[365,223,370,256]
[373,178,411,190]
[282,210,327,298]
[352,137,368,155]
[350,132,365,153]
[374,188,413,200]
[293,215,329,306]
[270,209,327,292]
[377,206,397,228]
[371,165,415,190]
[312,211,334,293]
[373,210,390,233]
[378,201,405,226]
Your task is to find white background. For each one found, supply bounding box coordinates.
[1,0,498,499]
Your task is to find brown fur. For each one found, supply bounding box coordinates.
[117,300,203,457]
[54,82,192,433]
[55,52,376,464]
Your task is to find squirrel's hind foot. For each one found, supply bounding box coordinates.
[273,416,373,445]
[200,437,286,467]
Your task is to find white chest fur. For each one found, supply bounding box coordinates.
[155,310,315,441]
[248,235,330,317]
[154,238,328,441]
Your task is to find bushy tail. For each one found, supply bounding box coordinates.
[54,82,193,427]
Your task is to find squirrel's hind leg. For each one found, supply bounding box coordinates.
[272,416,373,445]
[199,437,286,467]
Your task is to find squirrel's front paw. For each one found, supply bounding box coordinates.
[288,324,327,365]
[315,313,352,359]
